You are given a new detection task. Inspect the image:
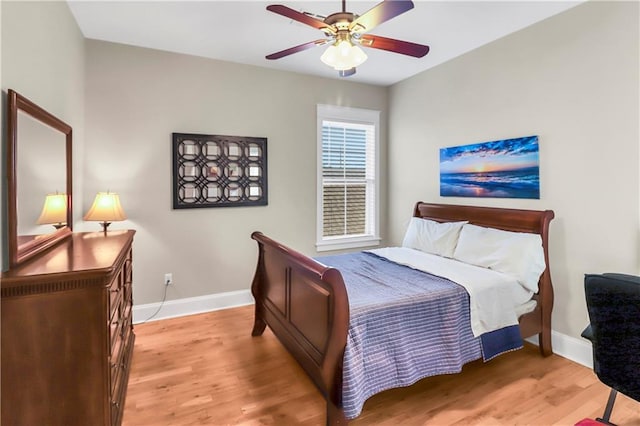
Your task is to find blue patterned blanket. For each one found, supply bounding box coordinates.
[317,251,523,420]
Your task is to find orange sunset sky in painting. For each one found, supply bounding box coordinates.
[439,136,539,175]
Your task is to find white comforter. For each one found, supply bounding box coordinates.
[367,247,534,336]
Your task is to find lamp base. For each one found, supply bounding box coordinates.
[100,221,112,233]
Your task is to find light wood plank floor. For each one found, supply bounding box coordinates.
[123,306,639,425]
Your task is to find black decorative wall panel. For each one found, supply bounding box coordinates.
[172,133,267,208]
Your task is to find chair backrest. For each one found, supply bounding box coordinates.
[584,273,640,402]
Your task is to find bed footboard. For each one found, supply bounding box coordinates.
[251,232,349,425]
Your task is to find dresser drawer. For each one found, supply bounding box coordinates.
[111,331,134,426]
[108,272,124,319]
[110,326,127,394]
[111,326,133,395]
[110,302,132,394]
[124,253,133,284]
[108,285,121,318]
[109,316,123,359]
[109,291,123,323]
[109,298,123,343]
[111,400,123,426]
[122,282,132,308]
[109,325,124,400]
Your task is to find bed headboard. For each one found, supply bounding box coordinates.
[413,202,555,273]
[413,202,554,236]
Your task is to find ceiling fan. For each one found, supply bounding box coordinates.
[265,0,430,77]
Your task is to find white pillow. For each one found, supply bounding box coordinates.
[452,224,546,292]
[401,218,467,258]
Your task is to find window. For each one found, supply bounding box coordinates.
[317,104,380,251]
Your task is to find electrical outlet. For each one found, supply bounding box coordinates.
[164,273,173,286]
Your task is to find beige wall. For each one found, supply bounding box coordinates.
[84,40,388,304]
[1,1,85,271]
[388,1,639,339]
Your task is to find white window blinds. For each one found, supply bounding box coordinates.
[316,105,379,251]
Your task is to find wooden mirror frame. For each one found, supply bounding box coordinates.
[7,89,73,268]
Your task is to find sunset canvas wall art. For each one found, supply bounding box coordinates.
[439,136,540,199]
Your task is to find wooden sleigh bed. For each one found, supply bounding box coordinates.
[250,202,555,425]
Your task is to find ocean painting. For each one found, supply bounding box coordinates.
[440,136,540,199]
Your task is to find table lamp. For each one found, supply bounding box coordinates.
[84,191,127,232]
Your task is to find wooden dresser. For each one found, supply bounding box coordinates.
[1,230,136,426]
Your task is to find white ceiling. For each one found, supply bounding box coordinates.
[67,0,582,87]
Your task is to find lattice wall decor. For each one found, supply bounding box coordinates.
[172,133,268,208]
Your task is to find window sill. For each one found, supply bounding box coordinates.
[316,236,382,252]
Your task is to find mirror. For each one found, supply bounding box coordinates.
[7,89,72,268]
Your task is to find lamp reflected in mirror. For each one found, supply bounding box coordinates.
[84,192,127,233]
[36,193,68,229]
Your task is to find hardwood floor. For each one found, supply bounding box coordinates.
[123,306,639,425]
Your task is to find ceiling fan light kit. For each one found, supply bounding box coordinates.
[266,0,429,77]
[320,39,368,71]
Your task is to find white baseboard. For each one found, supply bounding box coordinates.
[526,330,593,368]
[133,290,594,369]
[132,289,253,324]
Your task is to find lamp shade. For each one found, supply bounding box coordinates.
[321,40,367,71]
[84,192,126,231]
[37,193,68,228]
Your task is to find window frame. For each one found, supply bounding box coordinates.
[316,104,381,252]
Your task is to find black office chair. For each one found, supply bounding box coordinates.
[581,273,640,425]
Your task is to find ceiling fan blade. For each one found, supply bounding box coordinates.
[267,5,333,32]
[266,39,330,60]
[359,34,429,57]
[349,0,415,34]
